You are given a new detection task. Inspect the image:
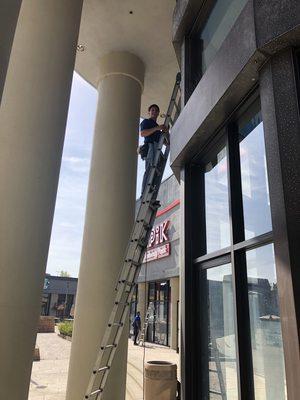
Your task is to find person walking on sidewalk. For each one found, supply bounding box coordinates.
[140,104,167,195]
[132,311,141,345]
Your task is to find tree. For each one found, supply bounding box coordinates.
[58,270,70,277]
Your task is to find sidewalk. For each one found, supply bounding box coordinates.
[29,330,179,400]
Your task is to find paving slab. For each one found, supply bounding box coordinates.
[28,330,180,400]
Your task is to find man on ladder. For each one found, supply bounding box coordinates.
[140,104,168,195]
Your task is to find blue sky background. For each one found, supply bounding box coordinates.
[46,72,172,277]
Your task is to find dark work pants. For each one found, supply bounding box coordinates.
[141,141,159,195]
[133,328,139,344]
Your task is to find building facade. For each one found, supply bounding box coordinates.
[132,174,180,350]
[42,275,78,318]
[170,1,300,400]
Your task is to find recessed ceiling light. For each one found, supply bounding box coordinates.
[129,10,133,14]
[77,44,85,52]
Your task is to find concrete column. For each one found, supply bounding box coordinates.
[0,0,22,103]
[170,277,179,350]
[66,51,145,400]
[0,1,83,399]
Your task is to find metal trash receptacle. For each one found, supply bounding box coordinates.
[144,361,177,400]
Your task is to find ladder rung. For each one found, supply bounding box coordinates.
[85,388,103,398]
[209,390,222,395]
[100,344,117,350]
[93,365,110,374]
[149,203,161,211]
[131,238,147,247]
[115,301,129,306]
[147,182,157,191]
[125,259,139,267]
[108,322,123,327]
[118,279,134,287]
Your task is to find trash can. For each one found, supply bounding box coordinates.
[144,361,177,400]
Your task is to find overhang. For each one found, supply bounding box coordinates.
[170,0,300,179]
[75,0,179,118]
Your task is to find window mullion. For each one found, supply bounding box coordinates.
[226,124,254,400]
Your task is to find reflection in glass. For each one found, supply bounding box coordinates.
[205,146,230,253]
[247,245,287,399]
[239,102,272,239]
[199,0,247,74]
[201,264,239,399]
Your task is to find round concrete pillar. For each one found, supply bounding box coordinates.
[66,52,145,400]
[0,1,83,399]
[0,0,22,103]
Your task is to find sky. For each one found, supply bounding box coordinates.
[46,72,172,278]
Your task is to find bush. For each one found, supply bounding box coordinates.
[58,321,73,337]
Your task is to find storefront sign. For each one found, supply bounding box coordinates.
[143,220,171,262]
[148,220,170,248]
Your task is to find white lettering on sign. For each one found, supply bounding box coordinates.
[148,220,170,248]
[142,220,171,263]
[143,243,170,263]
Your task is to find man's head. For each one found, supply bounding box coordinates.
[137,311,140,316]
[148,104,160,120]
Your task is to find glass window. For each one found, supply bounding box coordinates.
[195,0,247,76]
[201,264,239,399]
[247,245,287,399]
[205,146,230,253]
[238,101,272,239]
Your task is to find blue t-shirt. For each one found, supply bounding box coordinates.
[140,118,161,143]
[133,315,141,330]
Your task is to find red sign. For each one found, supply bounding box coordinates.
[148,220,170,248]
[143,220,171,263]
[143,243,170,262]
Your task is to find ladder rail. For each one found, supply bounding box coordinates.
[84,73,181,400]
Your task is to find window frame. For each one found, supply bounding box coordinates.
[189,91,278,399]
[184,0,248,101]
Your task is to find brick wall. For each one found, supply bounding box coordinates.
[37,316,55,333]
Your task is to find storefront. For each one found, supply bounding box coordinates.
[134,174,180,350]
[41,275,78,318]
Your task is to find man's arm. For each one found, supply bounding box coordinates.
[140,124,167,137]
